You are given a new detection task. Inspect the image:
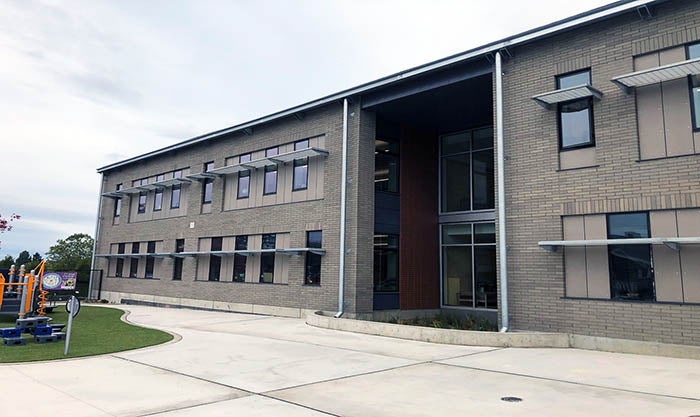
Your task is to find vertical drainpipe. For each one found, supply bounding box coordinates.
[495,51,509,332]
[88,173,105,300]
[335,98,350,318]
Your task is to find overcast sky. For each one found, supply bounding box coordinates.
[0,0,614,260]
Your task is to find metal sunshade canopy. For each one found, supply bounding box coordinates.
[209,147,329,176]
[611,57,700,93]
[532,85,603,110]
[538,237,700,252]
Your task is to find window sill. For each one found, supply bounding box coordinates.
[556,164,599,172]
[107,276,161,280]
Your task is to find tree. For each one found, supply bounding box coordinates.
[16,250,31,267]
[46,233,94,271]
[0,255,14,268]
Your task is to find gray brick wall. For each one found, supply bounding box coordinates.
[500,0,700,345]
[96,101,366,313]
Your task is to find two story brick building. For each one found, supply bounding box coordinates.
[93,0,700,345]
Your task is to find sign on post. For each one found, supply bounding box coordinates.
[63,296,80,355]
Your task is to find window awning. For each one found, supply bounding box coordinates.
[538,237,700,252]
[101,191,126,199]
[211,147,330,176]
[186,172,218,182]
[153,178,191,187]
[276,248,326,256]
[532,85,603,110]
[611,57,700,94]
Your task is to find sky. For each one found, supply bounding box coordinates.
[0,0,615,259]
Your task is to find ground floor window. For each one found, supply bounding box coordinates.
[233,236,247,282]
[373,235,398,292]
[441,222,496,309]
[305,231,322,285]
[607,212,655,301]
[260,234,275,283]
[173,239,184,280]
[208,237,222,281]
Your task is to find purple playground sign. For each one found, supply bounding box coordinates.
[42,271,78,290]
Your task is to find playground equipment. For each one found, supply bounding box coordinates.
[0,260,52,317]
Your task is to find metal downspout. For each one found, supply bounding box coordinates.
[335,98,349,318]
[88,173,105,300]
[496,51,509,332]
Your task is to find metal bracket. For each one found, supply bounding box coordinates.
[662,241,680,251]
[242,127,254,136]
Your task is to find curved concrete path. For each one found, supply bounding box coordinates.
[1,305,699,416]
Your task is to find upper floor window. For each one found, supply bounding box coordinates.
[153,188,163,211]
[114,184,123,217]
[204,161,214,172]
[156,174,165,182]
[688,43,700,130]
[173,169,183,179]
[557,70,594,150]
[202,162,214,204]
[138,192,147,214]
[375,139,399,193]
[265,147,278,157]
[294,140,309,150]
[173,239,185,281]
[238,153,252,199]
[171,185,181,209]
[440,127,494,213]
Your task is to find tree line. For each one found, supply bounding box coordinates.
[0,233,94,273]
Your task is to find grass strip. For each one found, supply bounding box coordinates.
[0,305,172,363]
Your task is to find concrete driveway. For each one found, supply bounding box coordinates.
[2,305,699,416]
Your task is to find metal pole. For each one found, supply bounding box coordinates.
[88,173,105,300]
[495,51,509,332]
[335,98,349,318]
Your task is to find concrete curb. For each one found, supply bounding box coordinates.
[306,312,700,359]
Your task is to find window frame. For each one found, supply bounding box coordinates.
[606,212,656,302]
[292,158,309,191]
[237,170,250,199]
[556,69,596,151]
[153,188,163,211]
[145,241,156,278]
[304,231,322,285]
[114,184,123,217]
[686,43,700,132]
[263,165,278,195]
[170,185,181,209]
[259,233,276,283]
[173,239,184,281]
[137,192,147,214]
[233,235,247,282]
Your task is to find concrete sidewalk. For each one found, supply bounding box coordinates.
[2,305,699,416]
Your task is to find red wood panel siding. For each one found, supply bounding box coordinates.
[399,127,440,309]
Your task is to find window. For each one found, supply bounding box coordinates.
[130,242,140,278]
[156,174,165,182]
[373,235,398,292]
[295,139,309,151]
[173,239,184,281]
[557,70,594,149]
[171,185,181,209]
[233,236,247,282]
[305,231,322,285]
[208,237,222,281]
[153,189,163,211]
[202,162,214,204]
[114,184,122,217]
[264,148,278,195]
[173,170,183,179]
[375,139,399,193]
[145,241,156,278]
[441,223,497,309]
[240,153,252,163]
[260,234,275,283]
[293,159,308,191]
[440,127,494,213]
[264,166,277,195]
[115,243,125,277]
[688,43,700,130]
[138,192,147,214]
[237,171,250,199]
[607,212,655,301]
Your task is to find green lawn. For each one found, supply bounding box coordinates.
[0,305,173,363]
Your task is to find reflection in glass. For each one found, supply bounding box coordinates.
[373,235,398,292]
[441,154,470,212]
[443,246,472,306]
[607,212,654,301]
[260,234,276,283]
[559,99,592,148]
